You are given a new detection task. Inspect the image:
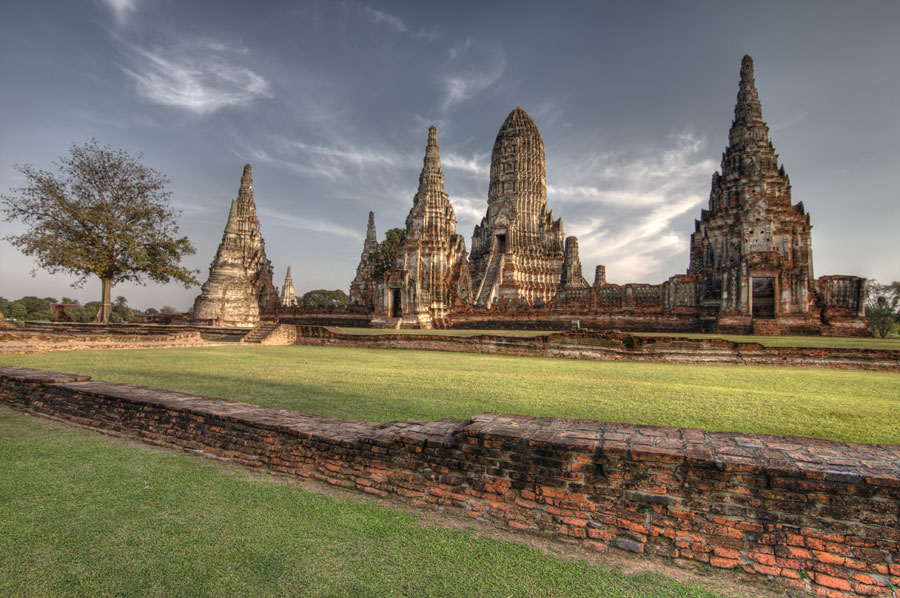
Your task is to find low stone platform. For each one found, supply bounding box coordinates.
[294,326,900,371]
[1,366,897,597]
[0,330,207,354]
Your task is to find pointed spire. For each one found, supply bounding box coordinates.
[406,125,454,239]
[729,54,767,147]
[366,211,376,243]
[237,163,254,207]
[417,125,444,195]
[280,265,297,306]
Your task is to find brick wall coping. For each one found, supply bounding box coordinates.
[2,366,898,483]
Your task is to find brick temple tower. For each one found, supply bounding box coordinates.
[192,164,277,326]
[688,56,820,332]
[469,107,565,307]
[372,126,472,328]
[349,211,378,308]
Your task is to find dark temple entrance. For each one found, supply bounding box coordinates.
[495,233,507,254]
[391,288,402,318]
[752,277,775,319]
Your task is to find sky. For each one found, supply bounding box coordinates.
[0,0,898,311]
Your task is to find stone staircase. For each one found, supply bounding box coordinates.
[382,318,403,329]
[752,319,781,336]
[475,254,503,307]
[241,322,281,344]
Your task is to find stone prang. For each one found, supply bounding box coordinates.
[349,211,378,308]
[192,164,277,327]
[558,236,590,303]
[686,55,864,333]
[372,126,472,328]
[280,266,297,307]
[470,107,565,307]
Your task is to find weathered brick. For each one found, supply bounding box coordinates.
[814,572,852,592]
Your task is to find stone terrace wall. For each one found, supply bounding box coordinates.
[450,311,705,332]
[1,366,898,597]
[0,331,206,354]
[295,327,900,372]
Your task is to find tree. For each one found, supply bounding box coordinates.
[368,228,406,280]
[2,139,198,323]
[866,281,900,338]
[6,301,27,321]
[300,289,350,308]
[110,295,135,323]
[19,296,53,321]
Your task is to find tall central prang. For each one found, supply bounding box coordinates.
[469,107,565,306]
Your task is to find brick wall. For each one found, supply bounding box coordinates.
[294,327,900,372]
[1,366,897,597]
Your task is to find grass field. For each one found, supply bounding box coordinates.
[337,327,900,350]
[0,408,742,598]
[2,345,898,444]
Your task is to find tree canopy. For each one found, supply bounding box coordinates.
[866,281,900,338]
[368,227,406,280]
[300,289,350,308]
[2,140,198,322]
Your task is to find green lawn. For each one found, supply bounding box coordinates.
[338,327,900,350]
[2,345,898,444]
[0,408,734,598]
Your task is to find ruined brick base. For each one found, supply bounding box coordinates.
[1,367,897,597]
[293,327,900,372]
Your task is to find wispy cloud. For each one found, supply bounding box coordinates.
[551,132,715,282]
[115,38,271,115]
[549,132,715,207]
[442,152,490,177]
[101,0,139,24]
[363,6,438,40]
[770,111,806,132]
[447,38,472,61]
[439,40,506,111]
[448,195,486,230]
[247,135,409,181]
[258,207,361,240]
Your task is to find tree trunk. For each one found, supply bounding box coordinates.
[96,277,113,323]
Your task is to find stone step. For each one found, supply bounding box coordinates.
[476,255,503,307]
[241,323,281,344]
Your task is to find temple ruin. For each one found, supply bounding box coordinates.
[192,164,277,327]
[370,126,472,328]
[348,211,378,309]
[469,107,566,307]
[280,266,297,307]
[197,55,867,335]
[688,56,827,333]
